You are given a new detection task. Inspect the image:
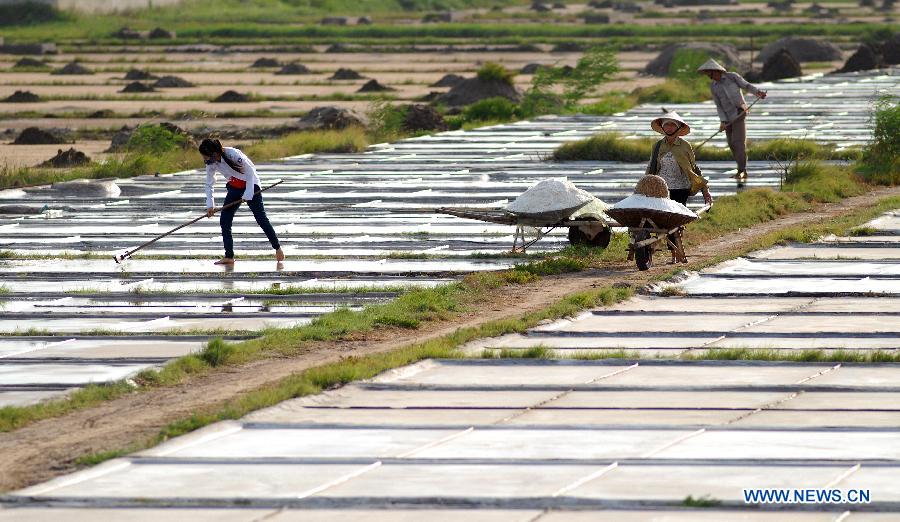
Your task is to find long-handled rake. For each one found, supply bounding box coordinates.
[113,179,283,264]
[692,95,765,151]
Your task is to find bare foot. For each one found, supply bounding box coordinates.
[214,257,235,265]
[275,248,285,262]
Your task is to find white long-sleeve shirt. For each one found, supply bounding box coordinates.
[710,72,761,122]
[204,147,260,208]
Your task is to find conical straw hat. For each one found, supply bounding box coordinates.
[697,58,726,72]
[651,110,691,137]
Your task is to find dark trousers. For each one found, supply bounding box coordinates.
[669,189,690,205]
[667,189,691,252]
[220,183,280,259]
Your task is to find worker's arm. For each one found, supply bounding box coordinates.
[730,72,757,94]
[730,72,767,99]
[241,183,255,203]
[205,164,216,214]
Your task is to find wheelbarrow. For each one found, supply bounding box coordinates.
[435,206,616,253]
[606,205,711,271]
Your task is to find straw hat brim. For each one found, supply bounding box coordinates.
[697,58,727,72]
[651,117,691,136]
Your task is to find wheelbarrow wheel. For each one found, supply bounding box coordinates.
[567,221,612,248]
[632,229,653,271]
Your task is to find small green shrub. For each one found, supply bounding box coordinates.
[476,62,516,86]
[367,100,408,142]
[668,48,710,82]
[199,338,236,367]
[126,125,190,154]
[517,90,564,118]
[463,97,518,122]
[578,92,636,115]
[860,95,899,185]
[528,46,619,111]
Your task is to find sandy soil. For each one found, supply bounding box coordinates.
[0,141,111,168]
[0,184,897,493]
[0,42,847,167]
[0,117,298,132]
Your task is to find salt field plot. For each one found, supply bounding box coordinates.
[480,208,900,357]
[5,207,900,519]
[4,359,898,519]
[0,70,895,411]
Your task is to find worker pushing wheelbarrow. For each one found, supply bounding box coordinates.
[606,175,710,270]
[606,110,713,270]
[436,179,616,253]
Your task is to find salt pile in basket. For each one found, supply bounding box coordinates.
[607,175,697,229]
[507,179,606,222]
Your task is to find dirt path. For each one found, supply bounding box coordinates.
[1,185,898,492]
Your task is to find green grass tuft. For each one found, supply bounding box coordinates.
[683,348,900,363]
[553,133,860,163]
[682,495,723,508]
[74,447,133,467]
[848,226,880,237]
[476,62,516,86]
[0,381,135,432]
[784,161,868,203]
[633,79,710,105]
[199,338,236,367]
[494,346,554,359]
[245,128,369,158]
[571,349,639,360]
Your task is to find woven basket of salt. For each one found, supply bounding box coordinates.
[606,175,698,229]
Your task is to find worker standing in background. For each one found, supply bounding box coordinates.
[698,58,767,181]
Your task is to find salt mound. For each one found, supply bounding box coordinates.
[507,179,594,220]
[611,194,696,216]
[570,198,610,221]
[607,194,697,229]
[50,179,121,198]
